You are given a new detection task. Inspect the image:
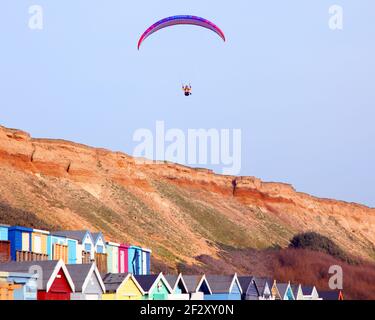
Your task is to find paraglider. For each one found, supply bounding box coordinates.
[137,15,226,50]
[138,15,225,96]
[182,84,192,96]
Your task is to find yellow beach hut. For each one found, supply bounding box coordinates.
[102,273,144,300]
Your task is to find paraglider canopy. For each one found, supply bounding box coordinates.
[138,15,226,49]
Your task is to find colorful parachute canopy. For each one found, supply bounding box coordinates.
[137,15,226,49]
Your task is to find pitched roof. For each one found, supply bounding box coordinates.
[0,260,74,292]
[205,275,241,294]
[238,276,254,292]
[134,274,172,294]
[66,264,92,291]
[291,284,301,298]
[182,275,204,293]
[91,232,104,245]
[253,277,272,295]
[164,274,188,293]
[164,275,178,289]
[276,283,290,299]
[102,273,128,292]
[134,274,159,292]
[301,285,314,296]
[102,273,145,295]
[53,231,92,244]
[49,232,67,239]
[238,276,260,299]
[66,263,105,293]
[0,260,56,290]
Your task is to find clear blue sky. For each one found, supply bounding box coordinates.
[1,1,374,207]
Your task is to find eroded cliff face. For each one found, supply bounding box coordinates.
[0,125,374,268]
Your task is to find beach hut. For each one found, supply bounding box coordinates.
[0,224,9,241]
[8,226,33,261]
[5,271,38,300]
[102,273,145,300]
[165,274,189,300]
[272,281,295,300]
[300,286,322,300]
[106,242,120,273]
[0,271,18,300]
[118,244,129,273]
[183,275,212,300]
[253,277,273,300]
[135,273,173,300]
[31,229,49,256]
[141,248,151,275]
[128,245,142,275]
[67,263,105,300]
[47,233,68,263]
[291,283,304,300]
[238,276,260,300]
[91,232,106,254]
[318,290,343,300]
[91,232,107,273]
[0,260,75,300]
[54,230,95,262]
[204,274,242,300]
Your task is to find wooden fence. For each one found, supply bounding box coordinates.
[53,244,68,263]
[16,251,49,262]
[95,253,108,274]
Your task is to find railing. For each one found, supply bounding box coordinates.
[16,251,49,262]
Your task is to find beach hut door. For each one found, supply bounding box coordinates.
[120,250,125,273]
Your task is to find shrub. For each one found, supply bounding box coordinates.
[289,232,355,264]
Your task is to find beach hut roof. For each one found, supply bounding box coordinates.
[290,284,301,297]
[182,275,211,294]
[164,274,188,293]
[252,277,272,295]
[102,273,145,294]
[134,273,172,294]
[301,285,315,296]
[205,274,242,294]
[66,263,105,293]
[238,276,254,292]
[0,260,74,292]
[53,230,93,244]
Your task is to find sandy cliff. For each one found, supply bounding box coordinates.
[0,125,374,268]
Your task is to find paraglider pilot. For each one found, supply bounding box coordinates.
[182,84,192,96]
